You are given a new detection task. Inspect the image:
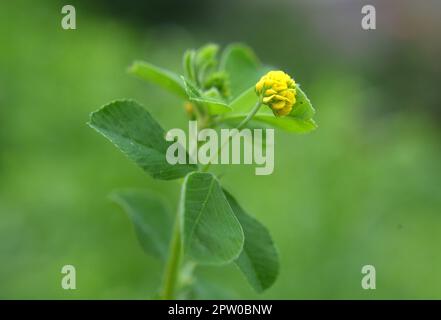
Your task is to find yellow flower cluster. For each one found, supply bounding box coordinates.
[255,71,296,116]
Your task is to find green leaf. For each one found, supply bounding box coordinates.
[183,50,197,83]
[195,43,219,84]
[88,100,197,180]
[181,172,244,264]
[128,61,186,99]
[253,114,317,133]
[229,87,258,114]
[110,189,173,261]
[220,44,265,98]
[224,86,318,133]
[181,76,232,114]
[289,86,316,120]
[195,43,219,68]
[224,191,279,293]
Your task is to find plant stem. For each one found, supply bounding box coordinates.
[202,100,262,172]
[160,215,182,299]
[236,100,263,130]
[160,100,262,296]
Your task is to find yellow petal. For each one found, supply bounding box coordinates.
[262,95,275,103]
[265,89,277,95]
[271,101,286,110]
[275,105,292,116]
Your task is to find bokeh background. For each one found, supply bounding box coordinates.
[1,0,441,299]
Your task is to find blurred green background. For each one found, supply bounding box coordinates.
[1,0,441,299]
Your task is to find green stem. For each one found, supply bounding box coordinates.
[236,100,263,130]
[160,215,182,299]
[202,100,262,172]
[160,100,263,296]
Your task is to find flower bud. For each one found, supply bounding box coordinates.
[184,102,196,120]
[255,70,296,116]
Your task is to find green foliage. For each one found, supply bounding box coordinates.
[181,172,244,264]
[128,44,316,132]
[194,44,220,85]
[224,191,279,293]
[225,87,317,133]
[110,189,172,261]
[181,76,231,114]
[129,61,187,99]
[89,43,316,298]
[220,44,266,98]
[4,2,441,300]
[290,86,316,120]
[183,49,197,83]
[88,100,197,180]
[184,44,230,99]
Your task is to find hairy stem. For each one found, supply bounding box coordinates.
[161,100,263,296]
[160,215,182,299]
[236,100,263,130]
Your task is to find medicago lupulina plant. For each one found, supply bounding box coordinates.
[88,43,316,299]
